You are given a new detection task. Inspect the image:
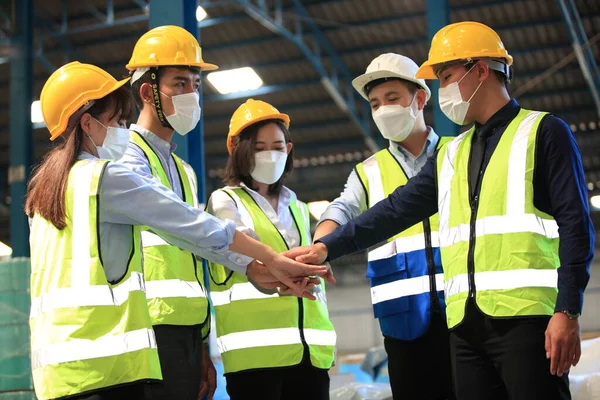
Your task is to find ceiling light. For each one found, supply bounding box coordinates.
[307,200,330,220]
[206,67,263,95]
[590,195,600,209]
[196,6,208,22]
[31,100,44,124]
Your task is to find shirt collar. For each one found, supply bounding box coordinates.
[78,151,97,160]
[389,126,439,160]
[474,98,521,137]
[236,182,295,209]
[130,123,177,160]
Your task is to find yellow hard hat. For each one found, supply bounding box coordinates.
[126,25,218,71]
[416,21,513,80]
[227,99,290,155]
[40,61,130,141]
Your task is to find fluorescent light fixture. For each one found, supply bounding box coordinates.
[0,241,12,258]
[31,100,44,124]
[206,67,263,95]
[196,6,208,22]
[591,195,600,209]
[307,200,330,220]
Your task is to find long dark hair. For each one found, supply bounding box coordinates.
[25,87,135,229]
[223,119,294,196]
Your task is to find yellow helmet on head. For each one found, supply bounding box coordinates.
[126,25,218,71]
[416,21,513,80]
[227,99,290,155]
[41,61,130,140]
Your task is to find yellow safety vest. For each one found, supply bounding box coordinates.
[29,159,161,399]
[436,109,560,329]
[208,187,336,374]
[130,131,210,332]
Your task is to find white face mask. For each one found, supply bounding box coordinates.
[372,95,420,143]
[251,150,288,185]
[89,118,130,161]
[161,91,202,136]
[438,64,483,126]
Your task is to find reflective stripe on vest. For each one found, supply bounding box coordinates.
[437,109,560,329]
[29,160,161,399]
[30,271,145,318]
[217,328,337,353]
[371,273,444,304]
[130,131,209,327]
[208,187,335,374]
[32,327,157,369]
[355,143,447,302]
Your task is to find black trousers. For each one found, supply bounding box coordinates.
[225,351,330,400]
[147,324,204,400]
[384,309,455,400]
[450,300,570,400]
[66,382,157,400]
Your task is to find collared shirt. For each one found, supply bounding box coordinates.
[76,152,240,282]
[119,124,253,274]
[207,183,302,249]
[319,99,594,314]
[319,127,439,226]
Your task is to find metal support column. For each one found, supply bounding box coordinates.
[425,0,458,136]
[557,0,600,118]
[9,0,33,257]
[148,0,199,163]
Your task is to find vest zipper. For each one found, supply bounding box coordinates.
[467,196,479,299]
[422,220,440,311]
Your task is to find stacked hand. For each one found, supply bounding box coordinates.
[282,243,335,284]
[247,256,325,300]
[246,243,333,299]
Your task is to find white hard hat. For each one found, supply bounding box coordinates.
[352,53,431,101]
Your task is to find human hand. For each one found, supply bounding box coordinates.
[282,243,328,265]
[545,312,581,377]
[278,276,322,300]
[198,344,216,399]
[261,253,327,297]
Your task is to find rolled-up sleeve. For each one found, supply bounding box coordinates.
[319,168,368,226]
[98,162,251,274]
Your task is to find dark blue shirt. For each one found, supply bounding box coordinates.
[320,99,594,314]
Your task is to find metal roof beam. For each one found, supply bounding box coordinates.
[557,0,600,118]
[229,0,380,152]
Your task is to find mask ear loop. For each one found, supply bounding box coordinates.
[149,68,173,129]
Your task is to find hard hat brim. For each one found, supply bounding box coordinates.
[227,112,290,155]
[125,61,219,71]
[352,69,432,101]
[415,62,438,80]
[49,76,131,141]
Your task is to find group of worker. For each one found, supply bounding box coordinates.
[25,17,592,400]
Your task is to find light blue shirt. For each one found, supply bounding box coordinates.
[319,128,440,226]
[119,124,253,275]
[75,152,246,284]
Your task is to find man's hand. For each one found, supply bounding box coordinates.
[247,259,325,298]
[247,260,283,291]
[278,276,322,300]
[283,243,329,266]
[545,312,581,377]
[198,343,216,400]
[261,253,328,297]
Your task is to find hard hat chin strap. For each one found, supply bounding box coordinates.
[149,68,173,129]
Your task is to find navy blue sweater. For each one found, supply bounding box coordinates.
[320,99,594,314]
